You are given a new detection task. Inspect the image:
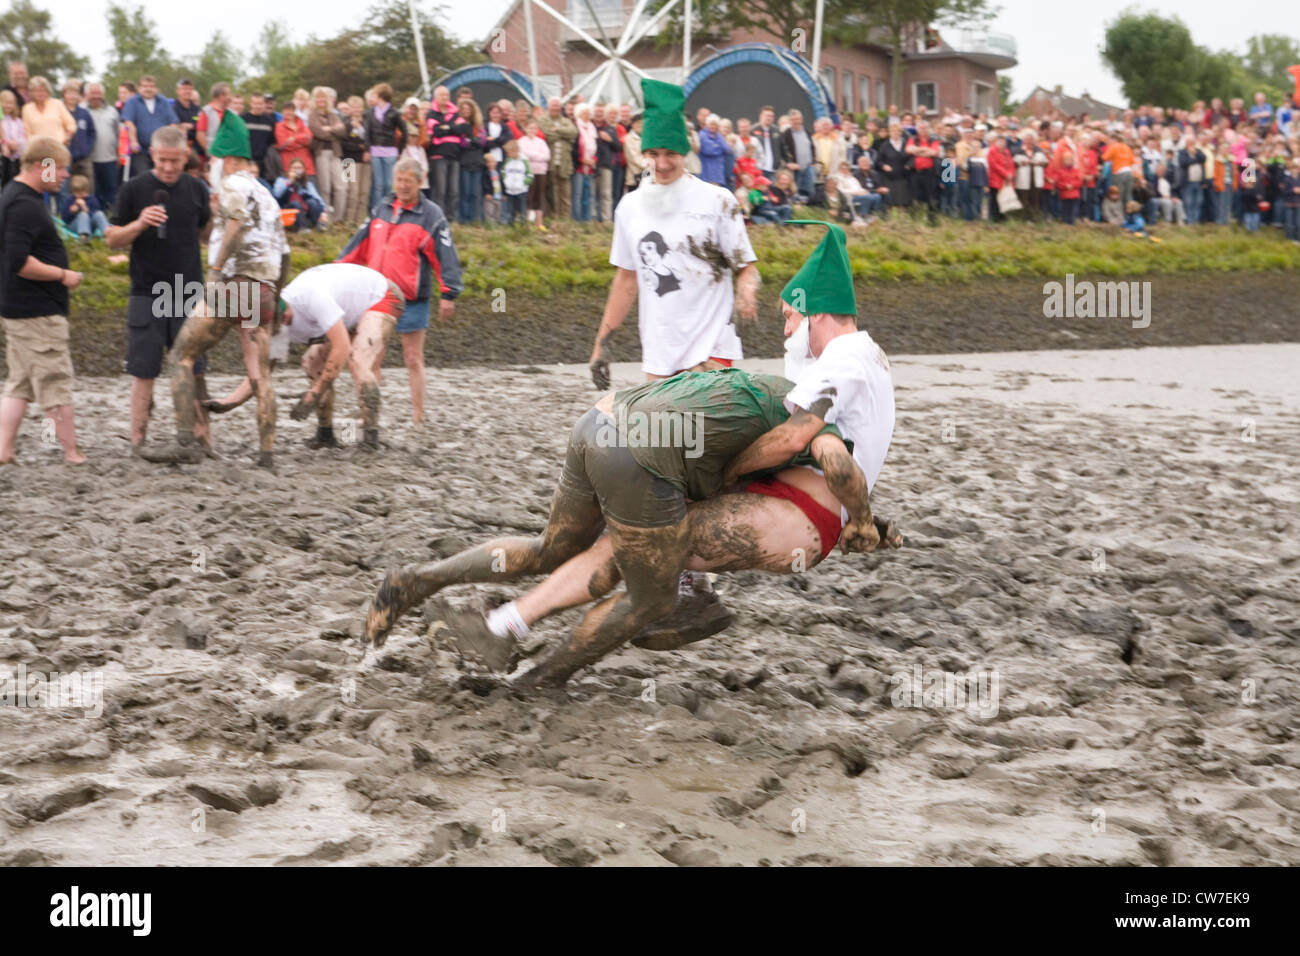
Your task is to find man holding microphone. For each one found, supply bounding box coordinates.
[106,126,212,455]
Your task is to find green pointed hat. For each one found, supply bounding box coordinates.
[639,77,690,155]
[209,109,251,160]
[780,220,857,317]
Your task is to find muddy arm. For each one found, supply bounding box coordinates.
[721,408,825,486]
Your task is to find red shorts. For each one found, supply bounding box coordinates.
[742,477,842,558]
[365,281,406,320]
[708,357,734,367]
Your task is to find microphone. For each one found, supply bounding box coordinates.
[153,189,168,239]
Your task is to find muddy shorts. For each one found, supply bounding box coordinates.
[203,275,278,333]
[126,295,207,379]
[2,314,75,408]
[367,280,405,320]
[558,406,687,528]
[743,477,842,557]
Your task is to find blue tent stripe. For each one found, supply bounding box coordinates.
[683,42,838,123]
[435,65,537,104]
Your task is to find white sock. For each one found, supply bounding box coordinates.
[486,601,530,639]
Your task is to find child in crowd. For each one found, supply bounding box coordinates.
[1122,199,1150,237]
[273,158,328,231]
[1054,152,1083,224]
[1101,184,1124,225]
[0,89,25,189]
[60,174,110,238]
[734,170,755,222]
[1280,157,1300,242]
[483,152,503,223]
[500,139,531,225]
[516,119,550,231]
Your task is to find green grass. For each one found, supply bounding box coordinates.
[68,211,1300,315]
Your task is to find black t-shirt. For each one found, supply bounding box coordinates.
[242,111,276,163]
[0,181,69,318]
[111,171,210,296]
[174,100,202,153]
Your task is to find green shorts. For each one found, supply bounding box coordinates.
[558,407,687,529]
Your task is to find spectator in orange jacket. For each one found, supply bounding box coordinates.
[986,133,1014,221]
[275,111,314,178]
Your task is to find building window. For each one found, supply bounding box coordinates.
[567,0,622,31]
[972,81,996,115]
[876,79,887,111]
[859,76,871,114]
[820,66,836,107]
[912,81,936,114]
[840,70,853,113]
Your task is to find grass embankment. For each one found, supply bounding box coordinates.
[68,214,1300,315]
[46,214,1300,374]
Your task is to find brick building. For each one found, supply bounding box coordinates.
[1016,85,1127,122]
[479,0,1016,116]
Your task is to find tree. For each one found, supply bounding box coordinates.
[835,0,996,112]
[0,0,90,84]
[1102,11,1204,107]
[242,2,482,100]
[1243,34,1300,93]
[998,74,1017,114]
[187,30,243,96]
[105,2,181,92]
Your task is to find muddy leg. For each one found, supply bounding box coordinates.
[141,312,228,463]
[514,517,688,690]
[192,372,213,450]
[364,484,605,646]
[246,324,275,465]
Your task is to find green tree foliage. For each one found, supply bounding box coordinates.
[1105,10,1299,108]
[105,2,182,92]
[1101,10,1201,106]
[0,0,91,84]
[243,1,483,101]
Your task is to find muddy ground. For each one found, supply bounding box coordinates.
[17,270,1300,379]
[0,343,1296,866]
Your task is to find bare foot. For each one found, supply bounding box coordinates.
[63,451,88,465]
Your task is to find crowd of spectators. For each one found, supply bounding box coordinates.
[2,57,1298,242]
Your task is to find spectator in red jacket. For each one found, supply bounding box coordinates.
[1054,151,1084,224]
[275,111,314,178]
[986,133,1014,222]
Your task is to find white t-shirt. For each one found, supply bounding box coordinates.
[785,330,896,523]
[281,263,390,344]
[610,173,757,375]
[208,170,288,284]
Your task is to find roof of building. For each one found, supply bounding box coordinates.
[1019,85,1126,118]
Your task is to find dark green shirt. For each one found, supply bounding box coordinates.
[612,368,840,500]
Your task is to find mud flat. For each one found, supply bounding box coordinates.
[0,343,1297,865]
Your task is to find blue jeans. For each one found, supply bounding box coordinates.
[940,182,959,216]
[850,193,883,218]
[504,192,527,224]
[794,165,815,202]
[93,160,120,214]
[1243,211,1260,231]
[1181,182,1203,224]
[571,172,593,221]
[370,154,396,209]
[1284,205,1300,240]
[958,180,979,221]
[459,167,483,223]
[1060,198,1079,224]
[68,209,110,236]
[1213,190,1229,224]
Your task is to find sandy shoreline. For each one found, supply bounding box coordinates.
[1,342,1296,865]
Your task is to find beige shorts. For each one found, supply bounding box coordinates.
[3,314,75,408]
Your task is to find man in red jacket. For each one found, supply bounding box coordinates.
[986,133,1014,222]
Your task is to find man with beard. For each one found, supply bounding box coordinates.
[587,78,759,391]
[372,223,901,679]
[364,366,886,689]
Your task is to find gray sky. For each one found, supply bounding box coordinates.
[40,0,1282,105]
